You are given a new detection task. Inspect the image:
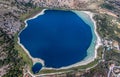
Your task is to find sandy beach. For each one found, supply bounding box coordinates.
[17,9,102,75]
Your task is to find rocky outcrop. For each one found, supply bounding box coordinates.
[30,0,92,10]
[103,0,120,16]
[0,12,22,35]
[0,1,19,35]
[16,0,101,10]
[0,0,31,35]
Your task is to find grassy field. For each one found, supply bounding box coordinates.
[14,33,33,69]
[38,58,99,74]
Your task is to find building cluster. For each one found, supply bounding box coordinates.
[25,73,32,77]
[113,67,120,76]
[108,63,120,77]
[102,39,120,51]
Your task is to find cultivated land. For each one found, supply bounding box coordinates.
[0,0,120,77]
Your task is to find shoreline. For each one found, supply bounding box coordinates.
[81,11,102,58]
[18,9,46,66]
[17,9,102,73]
[82,11,102,58]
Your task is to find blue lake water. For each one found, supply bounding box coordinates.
[32,63,42,74]
[20,10,93,68]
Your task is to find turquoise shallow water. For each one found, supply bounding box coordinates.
[19,10,96,70]
[74,11,97,59]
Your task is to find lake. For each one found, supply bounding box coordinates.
[32,62,42,74]
[19,10,93,69]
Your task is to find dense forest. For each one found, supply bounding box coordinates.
[0,29,25,77]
